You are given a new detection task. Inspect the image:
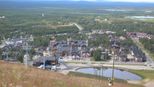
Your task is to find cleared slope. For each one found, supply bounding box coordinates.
[0,61,141,87]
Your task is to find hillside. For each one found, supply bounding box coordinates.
[0,61,141,87]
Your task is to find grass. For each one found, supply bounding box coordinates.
[68,72,143,87]
[131,70,154,80]
[142,19,154,23]
[130,70,154,87]
[68,71,127,83]
[0,61,143,87]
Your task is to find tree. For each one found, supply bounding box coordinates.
[140,38,154,53]
[92,49,102,61]
[101,53,111,61]
[0,49,2,60]
[121,38,134,47]
[17,50,24,63]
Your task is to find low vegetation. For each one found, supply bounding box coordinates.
[69,72,143,87]
[131,70,154,80]
[0,61,142,87]
[139,38,154,59]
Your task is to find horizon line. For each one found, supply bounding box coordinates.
[0,0,154,3]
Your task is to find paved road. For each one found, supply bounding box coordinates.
[66,62,154,70]
[58,62,154,75]
[72,23,83,31]
[131,38,154,64]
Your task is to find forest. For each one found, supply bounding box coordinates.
[0,1,154,51]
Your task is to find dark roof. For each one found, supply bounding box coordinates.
[33,56,57,63]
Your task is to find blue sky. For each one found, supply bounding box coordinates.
[108,0,154,2]
[74,0,154,2]
[2,0,154,3]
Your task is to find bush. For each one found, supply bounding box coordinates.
[92,49,102,61]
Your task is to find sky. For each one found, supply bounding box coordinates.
[2,0,154,3]
[74,0,154,2]
[108,0,154,3]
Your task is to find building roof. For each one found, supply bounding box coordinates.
[33,56,58,63]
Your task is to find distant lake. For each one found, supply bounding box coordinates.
[126,16,154,20]
[104,9,129,12]
[76,67,142,81]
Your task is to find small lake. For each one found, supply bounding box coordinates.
[76,67,142,81]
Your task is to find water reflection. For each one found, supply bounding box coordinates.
[76,67,142,81]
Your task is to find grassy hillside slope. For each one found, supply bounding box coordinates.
[0,61,141,87]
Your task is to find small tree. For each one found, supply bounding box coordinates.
[93,49,102,61]
[0,49,2,60]
[17,49,24,63]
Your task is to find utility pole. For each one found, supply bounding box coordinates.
[109,42,119,86]
[111,51,115,85]
[67,37,72,58]
[23,42,31,67]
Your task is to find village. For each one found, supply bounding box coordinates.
[0,29,153,71]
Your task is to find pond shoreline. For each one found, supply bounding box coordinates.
[75,67,142,81]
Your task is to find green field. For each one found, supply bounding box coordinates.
[131,70,154,80]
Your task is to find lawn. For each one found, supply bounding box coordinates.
[142,19,154,23]
[131,70,154,80]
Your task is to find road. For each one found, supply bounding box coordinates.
[131,38,154,64]
[68,63,154,70]
[72,23,84,31]
[59,59,154,74]
[58,61,154,75]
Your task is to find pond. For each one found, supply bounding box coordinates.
[76,67,142,81]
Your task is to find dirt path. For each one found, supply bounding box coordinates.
[144,80,154,87]
[128,79,154,87]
